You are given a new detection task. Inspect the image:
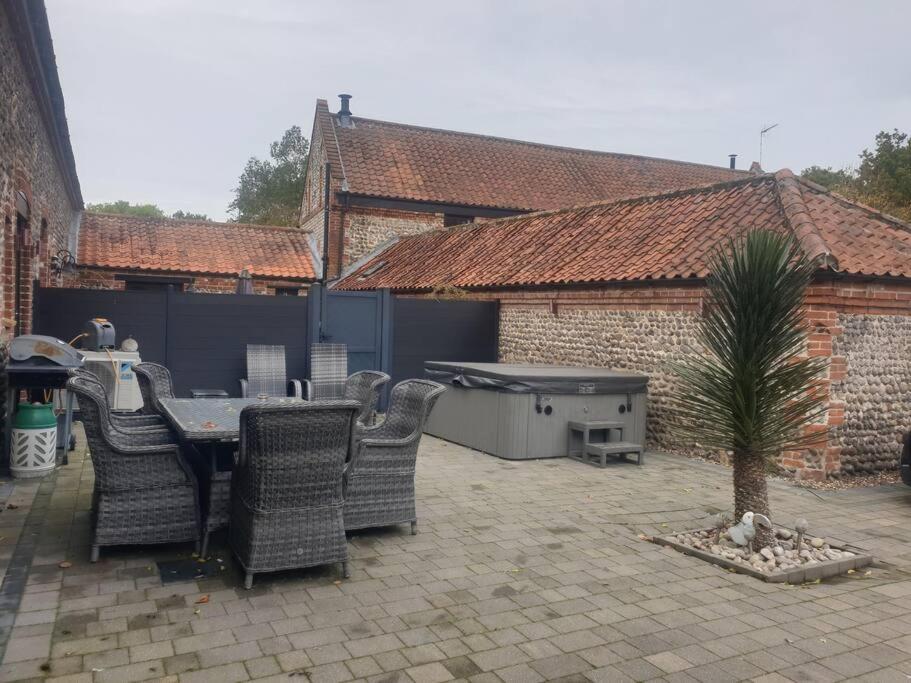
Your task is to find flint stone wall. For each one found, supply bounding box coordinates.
[344,208,443,265]
[833,313,911,473]
[498,306,702,450]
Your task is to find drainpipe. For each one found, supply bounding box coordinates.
[321,162,330,285]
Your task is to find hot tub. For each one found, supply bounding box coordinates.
[424,361,649,460]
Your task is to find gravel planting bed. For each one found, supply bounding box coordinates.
[652,526,873,583]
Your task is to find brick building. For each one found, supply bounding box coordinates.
[67,212,317,294]
[1,0,83,335]
[337,170,911,480]
[299,95,746,279]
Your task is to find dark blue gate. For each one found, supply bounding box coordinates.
[311,286,391,375]
[309,284,498,405]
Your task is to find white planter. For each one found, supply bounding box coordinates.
[10,425,57,479]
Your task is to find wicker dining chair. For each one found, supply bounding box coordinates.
[240,344,303,398]
[304,343,347,400]
[344,370,390,425]
[229,400,361,589]
[134,362,176,416]
[69,371,174,445]
[344,380,446,534]
[67,376,201,561]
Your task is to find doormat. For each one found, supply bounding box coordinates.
[156,557,224,584]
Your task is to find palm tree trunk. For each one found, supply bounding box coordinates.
[732,448,773,548]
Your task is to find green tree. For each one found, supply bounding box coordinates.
[800,165,853,191]
[86,200,166,218]
[801,129,911,221]
[86,201,211,221]
[228,126,309,226]
[671,230,828,547]
[170,210,211,221]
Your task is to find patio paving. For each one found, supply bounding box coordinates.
[2,429,911,682]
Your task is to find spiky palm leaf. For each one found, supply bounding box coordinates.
[672,230,828,458]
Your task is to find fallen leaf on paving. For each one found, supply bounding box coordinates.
[193,609,200,615]
[195,595,209,604]
[847,569,856,574]
[58,561,72,569]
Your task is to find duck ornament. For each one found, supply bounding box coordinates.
[728,512,772,552]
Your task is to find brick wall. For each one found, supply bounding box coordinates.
[1,10,80,335]
[486,278,911,479]
[65,267,309,295]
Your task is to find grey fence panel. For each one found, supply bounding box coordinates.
[33,287,169,362]
[34,286,499,405]
[164,291,309,397]
[391,297,499,388]
[33,287,309,397]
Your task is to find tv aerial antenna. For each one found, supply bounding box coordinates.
[759,123,778,168]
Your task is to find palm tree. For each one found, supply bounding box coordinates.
[672,229,828,547]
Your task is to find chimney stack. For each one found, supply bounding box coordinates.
[728,154,737,170]
[337,93,353,127]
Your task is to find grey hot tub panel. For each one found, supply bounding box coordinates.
[424,362,649,460]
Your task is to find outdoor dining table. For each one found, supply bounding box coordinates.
[158,397,305,443]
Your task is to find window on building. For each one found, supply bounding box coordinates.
[117,275,189,292]
[274,287,300,296]
[443,214,474,227]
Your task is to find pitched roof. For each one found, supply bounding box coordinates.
[335,170,911,291]
[313,99,746,212]
[77,212,317,280]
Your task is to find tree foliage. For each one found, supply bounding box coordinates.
[671,230,828,532]
[801,129,911,221]
[86,201,210,221]
[86,200,166,218]
[170,210,211,221]
[228,126,309,226]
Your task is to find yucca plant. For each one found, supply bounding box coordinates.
[671,229,828,547]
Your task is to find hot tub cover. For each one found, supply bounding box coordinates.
[424,362,649,394]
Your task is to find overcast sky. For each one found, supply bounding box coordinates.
[47,0,911,222]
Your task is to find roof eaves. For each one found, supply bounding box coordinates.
[5,0,83,207]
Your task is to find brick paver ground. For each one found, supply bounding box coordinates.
[2,428,911,682]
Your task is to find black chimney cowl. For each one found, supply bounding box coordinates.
[337,94,353,127]
[729,154,737,170]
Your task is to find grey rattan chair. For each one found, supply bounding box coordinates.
[344,370,390,425]
[304,343,347,400]
[240,344,303,398]
[229,400,361,589]
[344,380,446,534]
[134,362,227,557]
[134,362,176,416]
[72,368,167,431]
[67,376,201,562]
[70,371,174,445]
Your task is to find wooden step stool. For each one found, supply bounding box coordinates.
[567,420,644,468]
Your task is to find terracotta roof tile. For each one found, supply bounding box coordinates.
[315,100,747,211]
[336,171,911,291]
[78,212,317,280]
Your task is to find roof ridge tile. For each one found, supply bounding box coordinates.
[773,170,837,268]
